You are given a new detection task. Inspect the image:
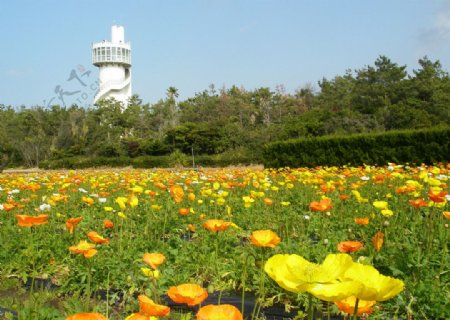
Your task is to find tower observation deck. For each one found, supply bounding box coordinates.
[92,25,132,106]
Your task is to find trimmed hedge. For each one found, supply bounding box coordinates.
[39,156,132,170]
[39,152,261,170]
[263,127,450,168]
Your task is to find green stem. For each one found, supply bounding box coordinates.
[427,206,435,251]
[215,231,220,276]
[29,227,36,297]
[150,276,161,303]
[252,250,267,319]
[162,210,168,243]
[352,298,360,320]
[85,259,92,309]
[106,271,110,318]
[118,220,123,255]
[241,254,255,316]
[308,294,314,320]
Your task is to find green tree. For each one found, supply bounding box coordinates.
[352,55,408,116]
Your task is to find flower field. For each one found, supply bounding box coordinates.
[0,164,448,319]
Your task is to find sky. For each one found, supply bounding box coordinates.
[1,0,449,108]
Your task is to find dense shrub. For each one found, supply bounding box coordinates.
[139,139,172,156]
[263,127,450,167]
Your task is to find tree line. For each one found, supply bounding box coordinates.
[0,55,449,169]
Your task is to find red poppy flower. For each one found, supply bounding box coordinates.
[337,240,363,253]
[408,199,428,208]
[103,219,114,229]
[428,190,447,203]
[354,217,369,225]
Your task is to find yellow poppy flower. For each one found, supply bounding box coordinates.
[343,262,404,301]
[264,254,360,301]
[381,209,394,217]
[141,267,160,279]
[128,194,139,208]
[116,196,128,210]
[373,201,388,210]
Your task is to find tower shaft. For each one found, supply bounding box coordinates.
[92,25,132,106]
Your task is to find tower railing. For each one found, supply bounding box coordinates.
[92,41,131,66]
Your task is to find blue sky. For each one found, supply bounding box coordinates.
[1,0,449,107]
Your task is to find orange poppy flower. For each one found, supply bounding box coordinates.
[138,295,170,316]
[249,230,281,248]
[170,185,184,203]
[167,283,208,306]
[335,296,375,315]
[337,240,363,253]
[443,211,450,220]
[66,217,83,234]
[196,304,243,320]
[203,219,231,232]
[3,203,16,211]
[320,184,334,193]
[373,175,385,184]
[87,231,109,244]
[263,198,273,206]
[372,231,384,252]
[408,199,428,208]
[178,208,190,216]
[309,198,333,212]
[69,240,97,258]
[354,217,369,225]
[16,214,49,227]
[154,182,167,190]
[396,185,415,194]
[66,313,108,320]
[339,195,349,200]
[147,190,157,197]
[103,219,114,229]
[188,193,196,201]
[143,253,166,269]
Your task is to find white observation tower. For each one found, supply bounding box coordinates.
[92,25,132,106]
